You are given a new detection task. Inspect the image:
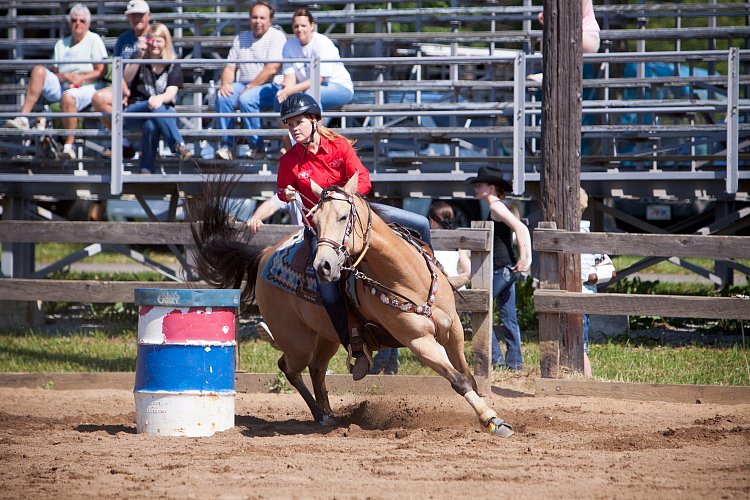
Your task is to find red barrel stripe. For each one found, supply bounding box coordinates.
[160,307,236,343]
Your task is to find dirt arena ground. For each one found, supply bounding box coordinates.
[1,375,749,499]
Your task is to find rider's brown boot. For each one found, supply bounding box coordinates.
[348,327,372,381]
[351,354,370,381]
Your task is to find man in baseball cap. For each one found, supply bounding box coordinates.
[125,0,150,15]
[92,0,151,158]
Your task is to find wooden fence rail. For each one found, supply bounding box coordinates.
[533,227,750,378]
[0,220,496,390]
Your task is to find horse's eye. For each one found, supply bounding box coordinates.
[338,214,348,223]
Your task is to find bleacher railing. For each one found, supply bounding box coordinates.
[0,48,747,196]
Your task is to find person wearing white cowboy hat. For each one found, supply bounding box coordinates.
[468,166,532,371]
[92,0,152,159]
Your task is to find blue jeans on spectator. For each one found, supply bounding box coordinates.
[371,203,432,247]
[216,81,279,148]
[371,347,399,374]
[317,81,354,111]
[124,100,184,173]
[490,269,523,370]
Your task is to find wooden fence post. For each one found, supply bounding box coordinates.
[469,220,493,395]
[536,222,561,377]
[539,0,584,375]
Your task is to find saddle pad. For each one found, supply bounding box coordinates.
[261,228,320,304]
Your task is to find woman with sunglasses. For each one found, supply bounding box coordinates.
[276,92,432,381]
[3,3,108,160]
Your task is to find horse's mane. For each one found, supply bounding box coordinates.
[187,172,264,305]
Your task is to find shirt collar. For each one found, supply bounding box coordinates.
[316,135,331,155]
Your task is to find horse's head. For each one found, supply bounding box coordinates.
[310,172,367,283]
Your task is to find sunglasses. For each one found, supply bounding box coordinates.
[69,18,88,24]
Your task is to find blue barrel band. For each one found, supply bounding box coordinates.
[134,344,236,392]
[134,288,241,308]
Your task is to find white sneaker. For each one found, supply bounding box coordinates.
[215,146,233,160]
[527,73,543,83]
[244,146,265,159]
[3,117,29,130]
[61,144,77,160]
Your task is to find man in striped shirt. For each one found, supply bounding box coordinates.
[215,1,287,160]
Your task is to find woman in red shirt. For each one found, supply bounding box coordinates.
[277,93,431,380]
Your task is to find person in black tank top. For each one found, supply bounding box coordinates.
[468,167,532,371]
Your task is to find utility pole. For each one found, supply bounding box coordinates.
[538,0,584,376]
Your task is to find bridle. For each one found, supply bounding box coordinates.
[309,187,372,270]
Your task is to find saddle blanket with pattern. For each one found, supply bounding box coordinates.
[261,228,321,304]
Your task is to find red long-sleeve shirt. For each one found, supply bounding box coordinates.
[277,135,372,223]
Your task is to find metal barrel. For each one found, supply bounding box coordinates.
[133,288,241,437]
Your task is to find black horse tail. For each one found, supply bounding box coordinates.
[188,173,263,305]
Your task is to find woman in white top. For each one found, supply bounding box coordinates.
[3,3,108,159]
[276,7,354,111]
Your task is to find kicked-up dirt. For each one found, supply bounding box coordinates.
[0,375,749,499]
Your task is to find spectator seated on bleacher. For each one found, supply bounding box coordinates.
[528,0,600,83]
[93,0,153,159]
[122,22,192,174]
[1,3,108,160]
[214,1,287,161]
[276,7,354,115]
[276,6,354,153]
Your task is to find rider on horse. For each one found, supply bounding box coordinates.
[277,93,432,380]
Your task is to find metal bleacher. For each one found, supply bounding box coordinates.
[0,1,748,226]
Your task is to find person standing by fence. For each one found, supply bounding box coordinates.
[468,166,532,371]
[214,1,287,161]
[579,187,616,377]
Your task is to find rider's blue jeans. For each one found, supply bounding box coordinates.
[371,203,432,247]
[318,280,349,347]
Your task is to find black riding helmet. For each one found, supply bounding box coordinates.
[280,92,322,123]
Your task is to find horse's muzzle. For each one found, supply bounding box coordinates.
[313,246,345,283]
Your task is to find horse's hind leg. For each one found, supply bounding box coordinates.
[278,354,336,427]
[407,335,513,438]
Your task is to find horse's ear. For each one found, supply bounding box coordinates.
[344,171,358,195]
[310,179,323,198]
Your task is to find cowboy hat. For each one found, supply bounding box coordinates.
[466,166,512,192]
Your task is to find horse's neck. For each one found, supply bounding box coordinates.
[360,215,427,284]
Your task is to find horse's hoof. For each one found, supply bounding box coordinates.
[319,414,337,427]
[486,417,514,438]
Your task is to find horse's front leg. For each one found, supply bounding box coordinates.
[307,337,340,417]
[407,336,514,438]
[278,355,336,427]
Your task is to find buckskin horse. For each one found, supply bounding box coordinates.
[190,172,513,437]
